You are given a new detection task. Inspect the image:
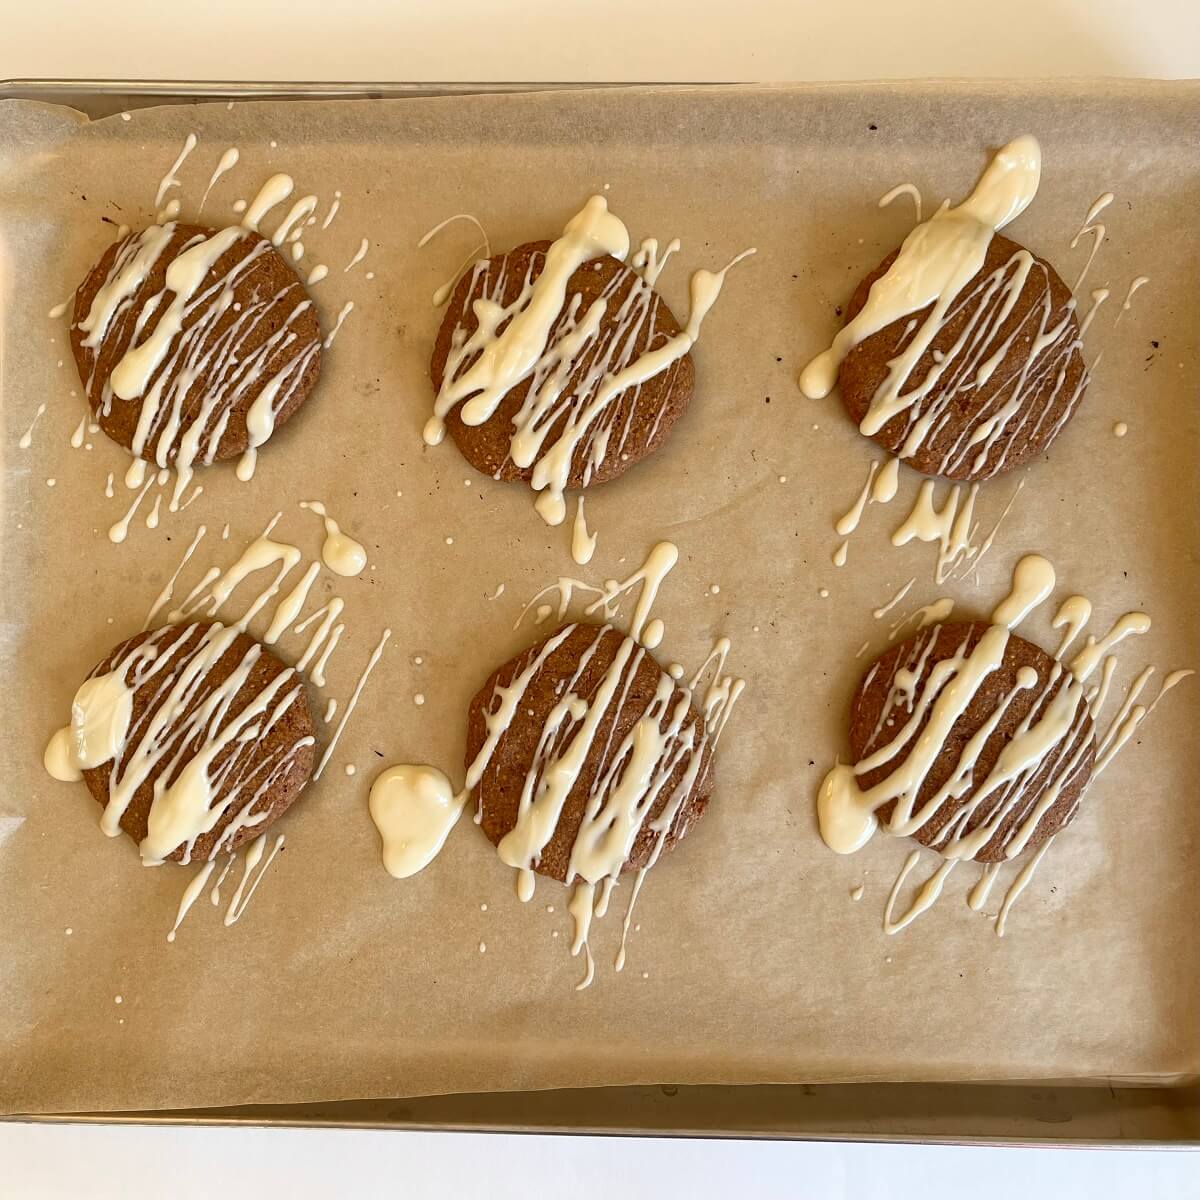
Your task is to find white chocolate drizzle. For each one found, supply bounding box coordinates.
[44,621,313,865]
[424,196,752,526]
[48,515,387,909]
[169,830,287,943]
[154,133,197,212]
[873,578,915,620]
[1068,192,1112,295]
[320,191,342,230]
[878,182,923,224]
[369,765,465,878]
[418,212,492,306]
[143,524,208,629]
[891,476,1022,585]
[18,404,46,449]
[571,496,598,566]
[324,301,354,348]
[803,136,1089,480]
[299,500,367,577]
[223,832,285,925]
[313,627,391,780]
[1114,276,1149,325]
[77,220,319,511]
[343,238,369,273]
[198,147,240,213]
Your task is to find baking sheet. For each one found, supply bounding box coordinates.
[2,81,1198,1117]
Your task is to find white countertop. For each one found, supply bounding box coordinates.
[1,0,1198,82]
[1,2,1196,1196]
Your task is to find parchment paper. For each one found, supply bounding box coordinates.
[2,82,1198,1116]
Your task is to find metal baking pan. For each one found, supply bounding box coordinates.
[2,78,1197,1147]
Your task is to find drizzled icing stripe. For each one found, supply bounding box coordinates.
[425,195,752,526]
[801,136,1089,480]
[73,219,321,508]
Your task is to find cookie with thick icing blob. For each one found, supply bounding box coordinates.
[849,620,1096,862]
[839,233,1087,481]
[70,223,323,467]
[464,622,713,882]
[78,621,316,864]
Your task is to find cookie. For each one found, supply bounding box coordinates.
[78,621,316,864]
[839,233,1087,481]
[849,620,1095,862]
[465,622,713,882]
[430,240,694,492]
[70,223,323,468]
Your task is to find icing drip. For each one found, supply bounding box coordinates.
[830,456,900,566]
[892,476,1022,585]
[166,858,217,941]
[571,496,598,566]
[879,182,923,224]
[883,850,957,934]
[199,147,240,212]
[369,765,465,878]
[222,832,285,926]
[313,627,392,780]
[324,301,354,348]
[517,540,679,647]
[426,195,752,525]
[154,133,197,212]
[343,238,369,273]
[418,212,493,307]
[1114,276,1149,326]
[143,523,208,629]
[299,500,367,577]
[873,578,915,620]
[18,404,46,449]
[1068,192,1112,295]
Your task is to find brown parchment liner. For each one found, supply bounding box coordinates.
[1,82,1197,1116]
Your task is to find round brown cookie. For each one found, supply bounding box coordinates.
[430,240,695,488]
[70,223,323,466]
[849,621,1095,862]
[465,622,713,881]
[79,621,316,863]
[839,233,1087,481]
